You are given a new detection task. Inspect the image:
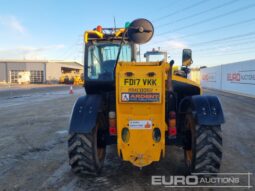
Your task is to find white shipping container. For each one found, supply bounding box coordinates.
[221,60,255,96]
[200,66,221,89]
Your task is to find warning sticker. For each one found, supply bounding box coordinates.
[121,93,160,102]
[129,120,152,129]
[121,93,130,101]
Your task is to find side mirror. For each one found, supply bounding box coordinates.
[182,49,192,67]
[169,60,175,66]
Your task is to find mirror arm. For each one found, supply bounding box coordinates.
[167,60,175,92]
[113,28,128,79]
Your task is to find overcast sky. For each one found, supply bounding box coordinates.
[0,0,255,67]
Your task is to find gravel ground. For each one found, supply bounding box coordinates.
[0,87,254,191]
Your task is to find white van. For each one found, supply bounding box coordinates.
[17,71,31,84]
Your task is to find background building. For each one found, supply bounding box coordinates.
[0,60,83,84]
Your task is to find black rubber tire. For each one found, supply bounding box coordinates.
[68,124,106,175]
[184,114,222,174]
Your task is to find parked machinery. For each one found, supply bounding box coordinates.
[68,19,224,175]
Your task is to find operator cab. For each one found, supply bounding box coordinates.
[86,42,132,81]
[84,27,136,93]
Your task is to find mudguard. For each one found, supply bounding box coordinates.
[179,95,225,126]
[69,94,102,134]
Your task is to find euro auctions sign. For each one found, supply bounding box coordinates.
[151,173,253,188]
[201,60,255,97]
[222,61,255,96]
[227,70,255,85]
[202,73,216,82]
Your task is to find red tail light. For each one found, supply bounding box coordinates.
[168,111,176,136]
[109,111,116,136]
[109,127,117,135]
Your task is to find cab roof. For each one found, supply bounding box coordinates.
[84,27,129,44]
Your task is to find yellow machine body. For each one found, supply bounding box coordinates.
[116,61,169,167]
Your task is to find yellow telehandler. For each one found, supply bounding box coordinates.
[68,19,224,175]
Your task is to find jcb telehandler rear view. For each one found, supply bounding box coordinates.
[68,19,224,175]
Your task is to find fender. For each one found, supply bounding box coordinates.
[69,94,103,134]
[179,95,225,126]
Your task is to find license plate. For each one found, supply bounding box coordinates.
[120,78,161,87]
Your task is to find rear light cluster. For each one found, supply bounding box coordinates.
[168,111,176,137]
[109,111,116,136]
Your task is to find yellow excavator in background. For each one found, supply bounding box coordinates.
[59,71,84,85]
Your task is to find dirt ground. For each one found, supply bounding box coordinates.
[0,87,254,191]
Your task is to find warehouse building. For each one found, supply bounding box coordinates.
[0,60,83,84]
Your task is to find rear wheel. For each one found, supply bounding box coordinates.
[184,114,222,174]
[68,119,106,175]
